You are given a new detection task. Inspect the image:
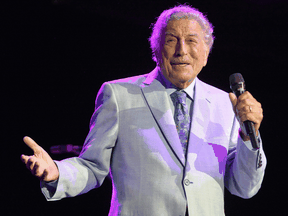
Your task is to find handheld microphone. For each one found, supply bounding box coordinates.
[229,73,260,150]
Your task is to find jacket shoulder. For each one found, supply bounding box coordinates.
[95,73,149,105]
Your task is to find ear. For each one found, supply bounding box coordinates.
[202,46,209,67]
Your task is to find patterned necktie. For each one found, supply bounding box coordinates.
[171,91,191,155]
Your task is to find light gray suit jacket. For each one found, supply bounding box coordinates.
[41,68,267,216]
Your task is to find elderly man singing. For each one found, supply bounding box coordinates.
[21,4,266,216]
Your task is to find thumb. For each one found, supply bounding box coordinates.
[229,92,237,107]
[23,136,42,156]
[229,92,238,113]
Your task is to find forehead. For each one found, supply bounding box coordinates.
[165,18,203,37]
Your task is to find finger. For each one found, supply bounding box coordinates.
[241,118,261,134]
[236,100,262,115]
[237,91,254,101]
[238,111,262,125]
[229,92,237,110]
[41,169,48,181]
[238,105,263,117]
[32,161,44,177]
[237,105,254,115]
[27,156,39,171]
[32,161,39,176]
[26,157,33,170]
[236,98,254,110]
[21,154,30,164]
[237,91,261,108]
[23,136,42,156]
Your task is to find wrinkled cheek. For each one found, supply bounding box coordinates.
[161,52,169,64]
[194,46,208,66]
[160,55,172,72]
[189,49,199,60]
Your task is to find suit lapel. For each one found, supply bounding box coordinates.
[187,78,212,155]
[141,68,186,166]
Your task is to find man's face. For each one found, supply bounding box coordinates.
[159,18,209,89]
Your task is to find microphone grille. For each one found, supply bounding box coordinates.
[229,73,244,85]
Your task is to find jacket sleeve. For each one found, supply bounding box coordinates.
[224,117,267,199]
[41,82,119,201]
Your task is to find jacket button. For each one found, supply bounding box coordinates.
[184,179,191,186]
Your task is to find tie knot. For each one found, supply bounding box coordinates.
[171,91,187,105]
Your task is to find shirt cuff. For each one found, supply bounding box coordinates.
[40,179,58,199]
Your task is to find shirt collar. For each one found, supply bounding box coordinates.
[182,78,195,100]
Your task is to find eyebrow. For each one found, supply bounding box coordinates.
[165,32,200,37]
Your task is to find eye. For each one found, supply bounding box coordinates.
[187,39,197,44]
[166,39,175,43]
[165,37,177,44]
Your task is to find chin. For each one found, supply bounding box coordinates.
[172,70,195,81]
[171,77,193,89]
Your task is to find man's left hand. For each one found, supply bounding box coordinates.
[229,91,263,141]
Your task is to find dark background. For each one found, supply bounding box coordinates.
[2,0,287,215]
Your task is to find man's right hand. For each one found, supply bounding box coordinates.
[21,136,59,182]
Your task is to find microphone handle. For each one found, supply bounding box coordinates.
[243,121,260,150]
[233,88,260,150]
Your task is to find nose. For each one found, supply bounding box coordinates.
[175,39,188,57]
